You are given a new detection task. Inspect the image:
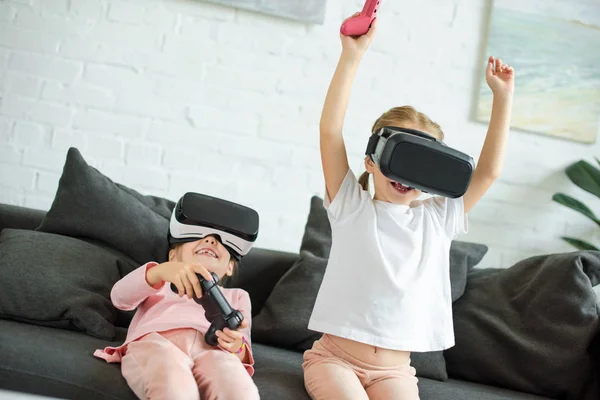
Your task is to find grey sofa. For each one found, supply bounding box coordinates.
[0,203,598,400]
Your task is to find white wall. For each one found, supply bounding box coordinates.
[1,0,599,268]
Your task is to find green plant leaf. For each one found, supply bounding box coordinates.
[561,236,599,251]
[566,160,600,199]
[552,193,600,226]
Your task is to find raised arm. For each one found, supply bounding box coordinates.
[321,15,377,202]
[463,56,515,213]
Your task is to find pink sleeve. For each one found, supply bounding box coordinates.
[110,262,164,311]
[231,289,255,375]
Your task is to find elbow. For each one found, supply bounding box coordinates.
[320,126,335,138]
[319,120,340,138]
[110,291,124,310]
[110,286,131,311]
[476,167,501,182]
[488,170,501,181]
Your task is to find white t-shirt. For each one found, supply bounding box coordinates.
[308,169,468,352]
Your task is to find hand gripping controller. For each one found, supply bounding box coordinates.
[170,272,244,346]
[340,0,381,37]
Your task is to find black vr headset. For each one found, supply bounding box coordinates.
[168,193,259,260]
[365,127,475,198]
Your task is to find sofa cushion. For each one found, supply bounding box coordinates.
[418,378,553,400]
[0,203,46,233]
[445,251,600,400]
[0,319,553,400]
[226,247,299,317]
[0,318,310,400]
[0,319,137,400]
[36,147,175,266]
[252,343,311,399]
[0,229,137,340]
[252,195,488,382]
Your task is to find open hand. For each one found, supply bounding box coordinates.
[340,12,377,61]
[215,319,249,353]
[486,56,515,98]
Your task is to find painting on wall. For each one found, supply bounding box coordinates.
[476,0,600,144]
[201,0,326,24]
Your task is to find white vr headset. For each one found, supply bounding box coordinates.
[168,193,259,260]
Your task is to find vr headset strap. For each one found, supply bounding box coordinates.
[365,133,380,156]
[365,127,445,158]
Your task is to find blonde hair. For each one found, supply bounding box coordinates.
[359,106,444,191]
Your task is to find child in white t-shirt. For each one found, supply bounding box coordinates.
[303,13,514,400]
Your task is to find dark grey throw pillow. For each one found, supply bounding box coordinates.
[36,148,175,266]
[252,196,488,381]
[0,229,137,340]
[449,240,489,302]
[252,197,331,351]
[445,251,600,400]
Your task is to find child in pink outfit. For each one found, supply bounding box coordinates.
[94,235,259,400]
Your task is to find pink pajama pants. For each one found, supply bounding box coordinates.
[303,335,419,400]
[121,328,259,400]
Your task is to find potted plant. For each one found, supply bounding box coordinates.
[552,159,600,251]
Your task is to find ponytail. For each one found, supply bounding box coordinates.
[358,171,370,192]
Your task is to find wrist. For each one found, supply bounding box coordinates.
[232,337,248,355]
[339,50,362,67]
[145,264,162,287]
[492,90,514,103]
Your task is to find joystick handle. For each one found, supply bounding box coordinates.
[169,271,244,346]
[340,0,381,37]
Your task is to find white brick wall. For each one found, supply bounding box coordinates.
[1,0,599,267]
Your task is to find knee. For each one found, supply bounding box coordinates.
[196,355,259,400]
[236,376,260,400]
[125,369,199,400]
[223,370,259,399]
[303,363,339,399]
[123,357,198,400]
[208,374,259,400]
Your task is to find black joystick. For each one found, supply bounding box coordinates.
[170,272,244,346]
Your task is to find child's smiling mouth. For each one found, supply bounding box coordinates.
[195,248,218,259]
[391,181,414,194]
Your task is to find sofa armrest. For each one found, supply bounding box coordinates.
[0,203,46,233]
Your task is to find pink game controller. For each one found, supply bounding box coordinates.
[340,0,381,37]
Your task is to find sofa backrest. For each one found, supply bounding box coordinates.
[232,248,299,316]
[0,204,46,232]
[0,203,299,318]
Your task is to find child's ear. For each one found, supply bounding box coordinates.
[364,156,375,173]
[225,260,234,276]
[168,249,176,262]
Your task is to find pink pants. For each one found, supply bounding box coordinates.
[303,335,419,400]
[121,328,259,400]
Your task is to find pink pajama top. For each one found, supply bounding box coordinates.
[94,262,255,375]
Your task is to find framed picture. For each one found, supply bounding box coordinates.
[476,0,600,144]
[201,0,326,24]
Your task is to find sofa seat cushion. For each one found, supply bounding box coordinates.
[0,319,311,400]
[419,378,553,400]
[0,319,555,400]
[0,319,136,400]
[251,343,310,399]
